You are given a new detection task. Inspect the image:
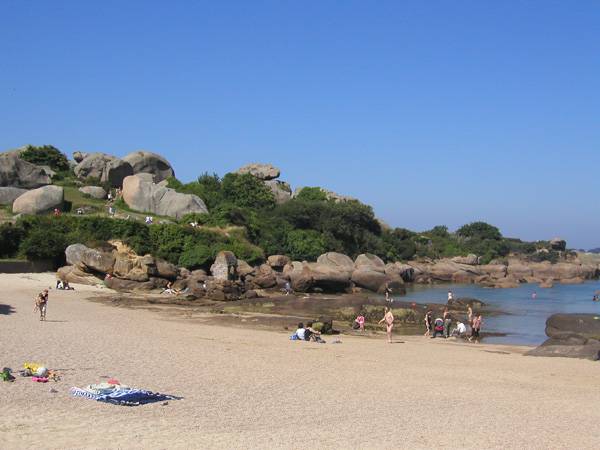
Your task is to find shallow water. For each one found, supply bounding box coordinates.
[400,280,600,346]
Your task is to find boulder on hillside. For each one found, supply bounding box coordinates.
[354,254,386,273]
[72,151,88,163]
[237,260,256,278]
[122,151,175,183]
[251,264,277,288]
[156,259,178,280]
[104,276,167,292]
[317,252,355,270]
[0,152,51,188]
[65,243,115,274]
[113,253,156,282]
[0,186,28,205]
[550,238,567,252]
[267,255,290,271]
[12,185,64,215]
[78,186,107,199]
[293,186,357,203]
[122,175,208,219]
[210,251,238,281]
[74,153,133,187]
[264,179,292,204]
[236,163,280,180]
[451,254,480,265]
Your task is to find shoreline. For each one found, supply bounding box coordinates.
[4,272,600,449]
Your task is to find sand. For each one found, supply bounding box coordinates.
[1,273,600,449]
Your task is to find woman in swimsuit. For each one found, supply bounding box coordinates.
[378,307,394,343]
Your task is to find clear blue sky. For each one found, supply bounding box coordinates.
[1,1,599,248]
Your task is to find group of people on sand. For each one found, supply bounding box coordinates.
[423,303,482,343]
[294,322,325,343]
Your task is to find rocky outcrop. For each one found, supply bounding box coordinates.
[122,151,175,183]
[57,265,103,286]
[267,255,290,271]
[527,314,600,360]
[317,252,355,270]
[74,153,133,187]
[354,254,386,272]
[293,186,357,203]
[72,151,88,163]
[384,262,415,282]
[550,238,567,251]
[78,186,107,199]
[210,251,238,281]
[264,179,292,204]
[65,243,115,274]
[12,185,64,215]
[0,186,27,205]
[451,254,479,265]
[284,261,352,293]
[236,163,280,180]
[122,175,208,219]
[0,152,51,188]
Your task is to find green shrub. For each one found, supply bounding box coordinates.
[295,187,328,202]
[221,173,275,209]
[0,223,25,258]
[285,229,326,261]
[19,145,69,171]
[20,228,68,264]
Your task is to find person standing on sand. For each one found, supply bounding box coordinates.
[378,307,394,343]
[354,313,365,332]
[469,313,483,343]
[34,289,49,321]
[443,308,452,338]
[424,310,433,337]
[467,305,473,326]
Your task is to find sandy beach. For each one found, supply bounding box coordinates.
[1,273,600,449]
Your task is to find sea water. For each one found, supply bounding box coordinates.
[400,280,600,346]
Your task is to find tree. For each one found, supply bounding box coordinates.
[221,173,275,209]
[457,222,502,240]
[19,145,70,172]
[295,187,328,202]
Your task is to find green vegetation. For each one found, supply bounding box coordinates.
[19,145,70,172]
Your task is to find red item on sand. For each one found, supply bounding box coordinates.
[108,378,120,385]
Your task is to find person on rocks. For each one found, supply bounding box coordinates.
[283,281,292,296]
[34,289,49,321]
[378,307,394,343]
[469,313,483,343]
[447,290,454,302]
[384,283,393,301]
[424,310,433,337]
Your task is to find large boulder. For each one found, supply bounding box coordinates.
[74,153,133,187]
[0,152,51,188]
[72,151,88,163]
[236,163,280,180]
[78,186,107,199]
[284,261,352,293]
[122,175,208,219]
[65,243,116,274]
[550,238,567,251]
[527,314,600,360]
[384,262,415,282]
[57,265,103,286]
[354,254,386,273]
[0,186,28,205]
[251,264,278,288]
[351,268,388,292]
[210,251,238,281]
[267,255,290,271]
[451,254,479,265]
[113,253,156,282]
[122,151,175,183]
[104,276,167,292]
[317,252,355,270]
[264,180,292,204]
[12,185,63,215]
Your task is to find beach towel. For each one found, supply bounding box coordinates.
[70,385,173,406]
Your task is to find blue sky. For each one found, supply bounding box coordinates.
[1,1,599,248]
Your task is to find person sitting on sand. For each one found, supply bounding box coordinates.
[295,323,306,340]
[451,321,467,338]
[378,307,394,343]
[34,289,49,321]
[305,322,325,343]
[424,310,433,337]
[354,314,365,332]
[469,313,483,343]
[283,281,292,296]
[62,280,74,290]
[162,282,179,296]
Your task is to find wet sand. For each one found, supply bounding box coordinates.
[1,273,600,449]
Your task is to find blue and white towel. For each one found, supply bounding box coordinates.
[70,386,172,406]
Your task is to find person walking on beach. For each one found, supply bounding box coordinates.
[34,289,49,321]
[378,307,394,343]
[424,310,433,337]
[354,313,365,332]
[469,313,483,343]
